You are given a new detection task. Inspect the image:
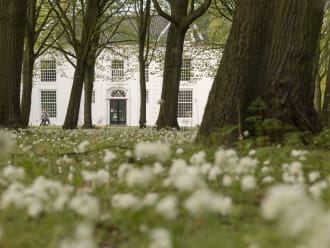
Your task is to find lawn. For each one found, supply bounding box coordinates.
[0,127,330,248]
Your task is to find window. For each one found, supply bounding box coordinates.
[181,58,191,81]
[178,90,192,118]
[92,90,95,103]
[145,64,149,82]
[41,60,56,82]
[41,90,57,118]
[111,60,124,81]
[146,90,149,103]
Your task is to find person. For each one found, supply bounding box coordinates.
[40,109,50,126]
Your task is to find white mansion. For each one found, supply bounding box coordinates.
[28,20,219,127]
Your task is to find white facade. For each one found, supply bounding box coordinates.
[29,45,218,127]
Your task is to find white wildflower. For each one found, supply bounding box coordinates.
[309,181,328,198]
[200,163,212,175]
[262,176,274,184]
[176,148,184,155]
[103,150,116,164]
[308,171,320,183]
[125,167,154,188]
[112,193,141,210]
[184,189,232,217]
[75,140,90,153]
[81,169,109,187]
[2,164,25,182]
[1,177,73,217]
[149,227,172,248]
[261,184,321,237]
[135,142,171,162]
[153,162,165,175]
[59,222,96,248]
[117,163,133,182]
[222,175,233,187]
[69,193,100,220]
[167,159,205,191]
[291,149,308,160]
[142,193,159,207]
[190,151,206,166]
[155,196,178,220]
[249,150,256,156]
[208,166,222,181]
[241,175,256,191]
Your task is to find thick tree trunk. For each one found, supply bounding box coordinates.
[156,25,186,129]
[82,56,95,129]
[0,0,26,128]
[62,59,86,129]
[314,73,322,115]
[313,45,322,115]
[198,0,272,138]
[21,48,35,128]
[322,56,330,128]
[198,0,324,141]
[260,0,323,132]
[21,0,36,128]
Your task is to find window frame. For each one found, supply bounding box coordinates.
[177,90,193,118]
[40,59,57,82]
[111,59,124,81]
[40,90,57,118]
[181,58,192,81]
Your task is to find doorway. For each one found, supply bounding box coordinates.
[110,99,127,125]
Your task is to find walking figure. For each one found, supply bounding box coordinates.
[40,109,50,126]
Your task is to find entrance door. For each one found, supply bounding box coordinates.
[110,99,127,125]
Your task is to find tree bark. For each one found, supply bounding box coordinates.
[313,45,322,115]
[322,55,330,128]
[21,0,36,127]
[139,58,147,128]
[198,0,325,142]
[314,73,322,115]
[0,0,27,128]
[83,55,96,129]
[62,0,99,129]
[153,0,211,129]
[62,58,86,129]
[137,0,151,129]
[156,25,186,128]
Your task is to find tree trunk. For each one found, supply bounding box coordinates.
[322,55,330,128]
[139,57,147,128]
[82,56,95,129]
[314,73,322,115]
[137,0,151,129]
[62,58,86,129]
[62,0,99,130]
[313,45,322,115]
[21,0,36,127]
[156,25,186,129]
[0,0,26,128]
[198,0,324,142]
[198,0,272,138]
[153,0,211,129]
[21,47,35,128]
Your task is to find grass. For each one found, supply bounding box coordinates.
[0,126,330,248]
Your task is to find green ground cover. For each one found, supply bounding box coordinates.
[0,127,330,248]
